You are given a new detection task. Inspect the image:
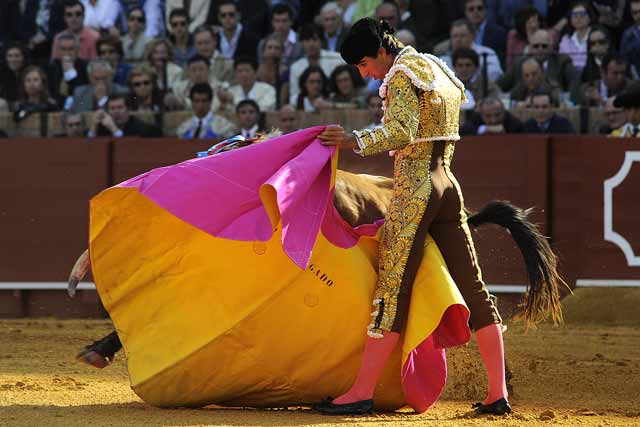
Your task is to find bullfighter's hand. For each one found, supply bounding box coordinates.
[318,125,357,150]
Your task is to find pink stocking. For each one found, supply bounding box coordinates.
[333,332,400,404]
[475,323,508,404]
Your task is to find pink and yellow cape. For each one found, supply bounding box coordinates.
[89,126,470,412]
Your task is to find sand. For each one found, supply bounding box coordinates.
[1,288,639,427]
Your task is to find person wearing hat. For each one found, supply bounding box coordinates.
[610,83,640,137]
[317,17,511,416]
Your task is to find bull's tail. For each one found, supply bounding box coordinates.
[68,249,90,298]
[467,201,570,326]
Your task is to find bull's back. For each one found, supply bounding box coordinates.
[334,170,393,227]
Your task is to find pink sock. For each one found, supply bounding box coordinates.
[333,332,400,404]
[475,323,508,404]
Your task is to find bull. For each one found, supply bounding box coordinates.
[68,170,567,376]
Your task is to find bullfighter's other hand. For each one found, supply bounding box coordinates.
[318,125,357,150]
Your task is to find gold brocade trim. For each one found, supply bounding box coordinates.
[368,142,434,336]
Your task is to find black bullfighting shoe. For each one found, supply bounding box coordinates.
[314,397,374,415]
[472,398,512,415]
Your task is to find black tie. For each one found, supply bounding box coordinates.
[194,119,202,139]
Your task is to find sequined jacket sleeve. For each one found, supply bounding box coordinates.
[353,71,420,157]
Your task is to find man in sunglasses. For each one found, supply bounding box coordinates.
[497,29,578,95]
[51,0,100,62]
[216,0,259,61]
[464,0,507,64]
[121,6,150,63]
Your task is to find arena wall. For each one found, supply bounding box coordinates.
[0,135,638,317]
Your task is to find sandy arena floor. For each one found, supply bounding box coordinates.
[1,288,639,427]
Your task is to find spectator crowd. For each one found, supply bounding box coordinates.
[1,0,640,140]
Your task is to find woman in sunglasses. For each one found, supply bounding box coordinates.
[126,64,164,112]
[558,1,595,70]
[167,8,196,67]
[121,7,150,63]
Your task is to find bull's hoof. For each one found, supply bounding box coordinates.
[76,349,113,369]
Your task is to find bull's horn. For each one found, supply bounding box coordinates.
[68,249,90,298]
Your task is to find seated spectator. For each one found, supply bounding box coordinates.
[581,25,614,83]
[49,33,89,107]
[167,8,195,67]
[51,0,100,62]
[257,4,302,66]
[90,93,162,137]
[229,58,276,112]
[58,111,88,137]
[124,0,164,39]
[143,38,185,93]
[177,83,237,139]
[71,59,129,112]
[510,57,560,107]
[126,64,164,112]
[452,48,501,106]
[236,99,263,138]
[523,90,575,133]
[498,29,578,94]
[558,1,593,71]
[276,104,298,134]
[364,92,383,128]
[289,24,343,105]
[82,0,121,35]
[620,0,640,81]
[610,83,640,137]
[165,0,211,33]
[97,35,132,87]
[13,65,58,121]
[216,0,259,60]
[294,65,331,112]
[464,0,507,64]
[193,25,234,83]
[1,43,30,105]
[167,55,233,113]
[506,6,543,68]
[438,19,503,82]
[573,54,630,107]
[256,34,289,103]
[121,6,150,63]
[9,0,52,64]
[319,2,348,52]
[595,96,626,134]
[329,64,366,108]
[460,96,524,135]
[209,0,270,40]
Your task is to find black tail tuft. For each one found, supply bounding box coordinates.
[468,201,570,326]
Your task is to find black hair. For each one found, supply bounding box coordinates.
[236,99,260,113]
[64,0,84,13]
[190,82,213,101]
[271,3,293,20]
[127,6,145,20]
[340,17,402,65]
[565,1,595,35]
[531,89,558,106]
[107,93,128,106]
[96,35,124,58]
[298,23,323,41]
[452,47,479,68]
[514,5,541,41]
[169,8,190,23]
[234,56,258,70]
[187,54,210,67]
[601,53,628,71]
[297,65,328,109]
[217,0,239,13]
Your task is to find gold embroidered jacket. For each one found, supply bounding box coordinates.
[352,46,467,337]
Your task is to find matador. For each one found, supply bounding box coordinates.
[317,18,510,416]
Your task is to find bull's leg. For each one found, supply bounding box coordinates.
[76,331,122,369]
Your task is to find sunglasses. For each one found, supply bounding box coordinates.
[133,80,151,87]
[128,16,145,23]
[532,43,549,49]
[171,20,187,27]
[65,11,83,17]
[219,12,236,18]
[467,5,485,12]
[99,49,116,55]
[571,10,588,17]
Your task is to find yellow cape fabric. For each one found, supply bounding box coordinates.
[89,165,468,410]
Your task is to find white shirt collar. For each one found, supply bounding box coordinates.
[241,124,259,137]
[194,111,213,125]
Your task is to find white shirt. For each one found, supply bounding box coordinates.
[440,43,503,82]
[241,124,259,138]
[220,24,243,59]
[229,81,277,112]
[82,0,120,30]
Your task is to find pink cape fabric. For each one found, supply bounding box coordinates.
[116,125,469,412]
